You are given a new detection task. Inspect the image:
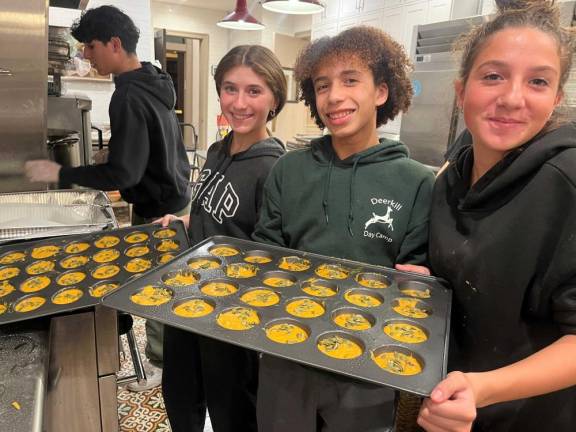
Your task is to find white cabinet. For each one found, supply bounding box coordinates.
[340,0,362,18]
[381,7,404,45]
[404,1,428,55]
[311,22,338,39]
[428,0,452,23]
[312,0,341,25]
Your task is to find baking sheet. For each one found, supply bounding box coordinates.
[0,221,189,325]
[102,235,451,396]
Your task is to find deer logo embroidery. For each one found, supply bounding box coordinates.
[364,206,394,231]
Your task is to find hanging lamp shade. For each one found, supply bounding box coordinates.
[261,0,324,15]
[217,0,265,30]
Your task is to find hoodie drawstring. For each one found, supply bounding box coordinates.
[322,155,334,224]
[347,157,362,236]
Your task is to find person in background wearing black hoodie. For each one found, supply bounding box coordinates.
[408,2,576,431]
[252,26,435,432]
[157,45,286,432]
[25,5,191,391]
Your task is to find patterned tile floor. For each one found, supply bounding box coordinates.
[118,317,213,432]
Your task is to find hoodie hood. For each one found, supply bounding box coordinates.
[310,135,411,234]
[114,62,176,109]
[450,122,576,211]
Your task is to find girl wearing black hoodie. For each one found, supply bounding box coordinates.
[412,1,576,431]
[157,45,286,432]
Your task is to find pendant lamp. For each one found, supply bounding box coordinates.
[261,0,325,15]
[217,0,265,30]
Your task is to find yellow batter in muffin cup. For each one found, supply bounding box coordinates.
[344,289,383,308]
[124,231,149,244]
[156,239,180,252]
[371,348,423,376]
[172,298,214,318]
[25,260,55,275]
[209,245,239,257]
[162,269,200,287]
[262,271,296,288]
[0,280,16,298]
[286,298,325,318]
[89,281,120,298]
[317,333,363,360]
[94,235,120,249]
[20,276,51,293]
[187,257,221,270]
[31,245,60,259]
[225,263,258,278]
[52,288,84,305]
[278,256,311,272]
[355,272,389,289]
[392,298,430,319]
[0,251,26,265]
[56,271,86,286]
[332,310,374,331]
[243,251,273,264]
[398,281,432,299]
[130,285,173,306]
[240,288,280,307]
[92,248,120,263]
[216,307,259,331]
[301,278,338,297]
[64,242,90,254]
[158,253,177,265]
[125,245,150,258]
[153,228,177,239]
[0,302,7,315]
[265,320,309,344]
[383,321,428,344]
[92,264,121,280]
[14,295,46,313]
[0,266,20,281]
[124,258,152,273]
[315,264,350,280]
[200,280,238,297]
[59,255,90,269]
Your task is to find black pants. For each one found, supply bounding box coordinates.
[257,355,394,432]
[162,325,259,432]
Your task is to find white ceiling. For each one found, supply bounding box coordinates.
[152,0,237,12]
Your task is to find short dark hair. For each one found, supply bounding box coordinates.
[294,26,413,129]
[71,5,140,54]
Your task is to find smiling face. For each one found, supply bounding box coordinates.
[219,65,276,143]
[456,27,563,161]
[313,55,388,158]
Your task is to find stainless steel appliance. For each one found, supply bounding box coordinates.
[0,0,48,192]
[400,1,576,168]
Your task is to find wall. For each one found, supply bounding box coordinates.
[49,0,153,128]
[151,2,229,144]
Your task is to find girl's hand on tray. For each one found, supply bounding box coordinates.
[154,214,190,229]
[417,371,477,432]
[395,263,431,276]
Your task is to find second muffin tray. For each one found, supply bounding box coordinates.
[0,221,189,325]
[102,235,451,396]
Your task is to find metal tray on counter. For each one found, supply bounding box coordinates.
[0,221,189,325]
[0,189,116,244]
[102,235,451,396]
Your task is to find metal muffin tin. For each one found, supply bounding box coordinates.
[102,235,451,396]
[0,221,189,325]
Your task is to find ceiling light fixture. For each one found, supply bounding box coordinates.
[217,0,265,30]
[261,0,325,15]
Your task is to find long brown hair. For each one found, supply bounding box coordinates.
[214,45,287,122]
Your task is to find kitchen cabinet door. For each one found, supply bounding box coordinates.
[340,0,361,18]
[404,1,429,55]
[311,22,339,39]
[428,0,452,23]
[381,6,404,46]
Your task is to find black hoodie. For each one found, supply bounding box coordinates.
[429,123,576,431]
[188,133,284,245]
[60,62,191,218]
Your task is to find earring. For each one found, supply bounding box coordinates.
[269,109,276,119]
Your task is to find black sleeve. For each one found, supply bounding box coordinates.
[59,90,150,190]
[444,129,472,162]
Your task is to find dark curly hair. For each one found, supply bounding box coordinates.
[294,26,413,129]
[71,5,140,54]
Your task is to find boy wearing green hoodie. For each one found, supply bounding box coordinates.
[253,26,434,431]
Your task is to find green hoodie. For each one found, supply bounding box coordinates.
[253,135,435,266]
